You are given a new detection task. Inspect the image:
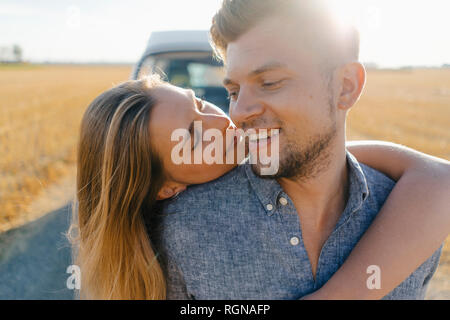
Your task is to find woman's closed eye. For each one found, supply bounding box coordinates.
[191,133,199,150]
[187,121,199,151]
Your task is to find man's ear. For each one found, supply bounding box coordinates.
[337,62,366,111]
[156,183,187,200]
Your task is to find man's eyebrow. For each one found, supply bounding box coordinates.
[223,62,288,86]
[249,62,287,77]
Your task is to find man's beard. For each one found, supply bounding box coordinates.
[252,122,337,180]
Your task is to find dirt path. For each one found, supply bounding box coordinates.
[0,168,76,233]
[0,204,75,299]
[0,170,77,299]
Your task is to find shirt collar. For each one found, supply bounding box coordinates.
[244,151,369,217]
[244,163,284,216]
[345,151,370,213]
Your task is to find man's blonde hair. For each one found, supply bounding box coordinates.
[210,0,360,66]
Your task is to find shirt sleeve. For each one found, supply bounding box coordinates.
[422,244,444,287]
[164,254,193,300]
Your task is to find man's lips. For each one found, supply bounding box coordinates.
[222,127,281,156]
[248,128,281,153]
[248,128,281,142]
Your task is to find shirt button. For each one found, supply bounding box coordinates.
[290,237,300,246]
[266,204,273,211]
[279,197,288,206]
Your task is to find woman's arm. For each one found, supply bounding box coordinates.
[305,141,450,300]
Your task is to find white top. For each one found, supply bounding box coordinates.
[143,30,212,56]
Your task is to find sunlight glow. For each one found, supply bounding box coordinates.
[0,0,448,67]
[326,0,450,67]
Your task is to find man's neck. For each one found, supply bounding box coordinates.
[277,141,349,232]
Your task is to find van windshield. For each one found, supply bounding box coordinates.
[137,52,229,113]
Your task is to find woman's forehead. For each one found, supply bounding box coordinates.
[152,85,193,118]
[149,84,193,144]
[153,83,193,101]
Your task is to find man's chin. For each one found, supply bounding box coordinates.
[250,163,281,179]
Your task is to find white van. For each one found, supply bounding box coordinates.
[132,30,229,113]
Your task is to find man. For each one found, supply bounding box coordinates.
[152,0,442,299]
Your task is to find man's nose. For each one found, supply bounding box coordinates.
[203,113,231,133]
[229,89,264,128]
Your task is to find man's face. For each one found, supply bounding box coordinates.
[224,16,341,179]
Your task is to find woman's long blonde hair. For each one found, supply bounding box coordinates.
[68,76,166,299]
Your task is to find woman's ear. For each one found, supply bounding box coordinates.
[337,62,366,111]
[156,182,187,200]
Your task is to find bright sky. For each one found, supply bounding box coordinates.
[0,0,449,68]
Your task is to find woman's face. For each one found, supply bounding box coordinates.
[150,84,241,187]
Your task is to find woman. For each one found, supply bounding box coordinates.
[69,75,450,299]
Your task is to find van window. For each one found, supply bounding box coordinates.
[137,53,229,113]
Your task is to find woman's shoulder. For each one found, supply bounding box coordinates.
[169,164,249,205]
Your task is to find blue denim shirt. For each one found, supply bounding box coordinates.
[150,151,442,299]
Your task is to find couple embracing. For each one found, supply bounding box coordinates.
[70,0,449,299]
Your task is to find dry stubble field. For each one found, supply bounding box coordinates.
[0,65,449,298]
[0,64,132,231]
